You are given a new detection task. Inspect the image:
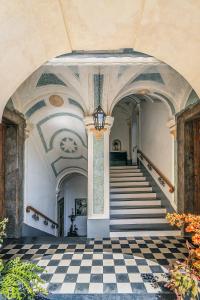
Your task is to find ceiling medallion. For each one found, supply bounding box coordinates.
[60,137,78,153]
[49,95,64,107]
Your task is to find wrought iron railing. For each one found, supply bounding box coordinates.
[26,205,58,228]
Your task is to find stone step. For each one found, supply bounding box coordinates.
[110,199,161,206]
[110,207,166,215]
[110,187,153,193]
[110,177,146,182]
[110,193,157,199]
[110,169,141,174]
[110,172,143,177]
[110,223,178,231]
[110,166,138,170]
[110,230,181,237]
[110,181,149,187]
[110,218,168,225]
[110,213,167,219]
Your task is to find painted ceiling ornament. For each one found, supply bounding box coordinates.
[49,95,64,107]
[60,137,78,153]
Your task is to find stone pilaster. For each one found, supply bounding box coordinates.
[84,116,114,238]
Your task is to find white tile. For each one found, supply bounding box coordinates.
[50,273,66,283]
[58,259,71,266]
[138,266,151,273]
[45,266,57,273]
[93,254,103,259]
[103,274,117,283]
[89,283,103,293]
[60,283,76,293]
[37,260,49,267]
[91,266,103,274]
[103,259,114,266]
[115,266,127,273]
[128,273,143,283]
[52,254,63,260]
[72,254,83,260]
[67,266,80,274]
[77,274,91,283]
[117,283,132,293]
[81,260,92,266]
[144,282,161,293]
[124,259,136,266]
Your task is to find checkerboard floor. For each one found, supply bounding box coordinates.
[0,237,187,295]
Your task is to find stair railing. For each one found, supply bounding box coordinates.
[26,205,58,228]
[137,150,175,193]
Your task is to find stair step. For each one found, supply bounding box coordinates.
[110,181,149,187]
[110,207,166,215]
[111,213,167,219]
[110,224,178,231]
[110,166,138,170]
[110,200,161,206]
[110,193,157,199]
[110,230,181,237]
[110,172,143,177]
[110,187,152,193]
[110,169,141,174]
[110,218,168,225]
[110,177,146,182]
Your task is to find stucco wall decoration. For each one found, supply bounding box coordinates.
[60,137,78,153]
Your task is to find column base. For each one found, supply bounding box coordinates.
[87,219,110,238]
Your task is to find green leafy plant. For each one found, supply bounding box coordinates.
[0,219,47,300]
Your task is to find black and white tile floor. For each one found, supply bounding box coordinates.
[0,237,187,296]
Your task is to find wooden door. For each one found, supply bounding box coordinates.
[193,118,200,213]
[58,198,64,237]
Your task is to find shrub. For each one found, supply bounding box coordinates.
[166,213,200,299]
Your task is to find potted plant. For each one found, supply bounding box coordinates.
[166,213,200,299]
[0,219,47,300]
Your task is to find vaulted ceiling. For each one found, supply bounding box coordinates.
[8,51,196,182]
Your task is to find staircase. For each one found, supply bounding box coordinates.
[109,165,181,237]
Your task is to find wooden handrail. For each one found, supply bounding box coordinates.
[26,206,58,227]
[137,150,175,193]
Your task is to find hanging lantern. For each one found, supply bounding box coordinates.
[93,105,106,131]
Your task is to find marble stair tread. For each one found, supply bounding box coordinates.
[110,173,144,177]
[110,182,149,187]
[110,207,166,215]
[110,218,168,224]
[110,166,138,169]
[110,230,181,237]
[110,193,157,199]
[110,187,152,192]
[110,223,179,231]
[110,200,161,206]
[110,213,167,219]
[110,177,146,182]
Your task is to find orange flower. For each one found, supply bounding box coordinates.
[192,234,200,245]
[186,225,195,232]
[194,248,200,259]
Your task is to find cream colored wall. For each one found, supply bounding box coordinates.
[0,0,200,118]
[140,101,173,182]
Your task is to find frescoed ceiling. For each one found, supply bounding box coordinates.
[10,51,195,182]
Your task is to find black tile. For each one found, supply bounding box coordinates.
[47,259,60,266]
[114,259,125,266]
[83,254,93,259]
[131,249,141,254]
[170,248,181,253]
[150,265,163,273]
[55,266,68,273]
[157,244,166,248]
[131,282,147,293]
[164,253,175,259]
[103,266,115,273]
[64,274,78,283]
[126,266,139,273]
[135,259,148,266]
[49,245,58,249]
[116,274,129,283]
[70,260,82,266]
[22,254,34,260]
[151,248,161,253]
[55,249,65,254]
[103,283,117,293]
[35,249,47,254]
[90,274,103,283]
[48,283,62,292]
[103,244,112,249]
[139,244,148,248]
[74,283,89,293]
[79,266,91,273]
[92,260,103,266]
[40,273,53,282]
[103,254,113,259]
[157,259,169,266]
[63,254,73,259]
[143,253,155,259]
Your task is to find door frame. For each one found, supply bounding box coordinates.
[177,102,200,213]
[57,198,64,237]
